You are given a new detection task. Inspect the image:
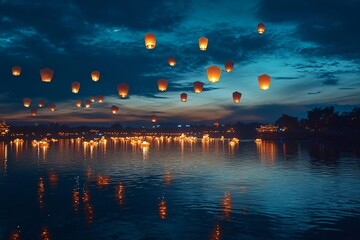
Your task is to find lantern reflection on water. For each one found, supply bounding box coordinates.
[163,171,173,185]
[116,183,124,206]
[256,140,277,164]
[222,192,232,220]
[48,170,58,188]
[39,226,50,240]
[159,199,167,219]
[209,223,221,240]
[9,230,21,240]
[85,203,94,224]
[96,175,110,188]
[38,177,45,208]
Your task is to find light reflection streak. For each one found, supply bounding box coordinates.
[256,140,277,164]
[116,183,124,206]
[159,199,167,220]
[38,177,45,209]
[209,223,221,240]
[222,192,232,220]
[39,226,50,240]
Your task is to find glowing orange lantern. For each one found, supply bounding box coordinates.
[168,56,176,66]
[31,108,38,116]
[75,100,81,107]
[48,103,56,111]
[111,105,119,114]
[158,79,168,91]
[180,93,187,102]
[258,74,270,90]
[145,32,156,49]
[12,66,21,76]
[118,83,129,98]
[38,100,46,108]
[199,37,208,50]
[90,96,96,102]
[232,91,242,103]
[224,61,234,72]
[98,95,104,102]
[23,97,31,107]
[151,115,157,123]
[40,67,54,82]
[85,100,91,108]
[193,81,204,93]
[91,71,100,81]
[72,81,80,93]
[207,66,221,83]
[258,23,265,34]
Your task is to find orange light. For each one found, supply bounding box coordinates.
[199,37,208,50]
[12,66,21,76]
[145,32,156,49]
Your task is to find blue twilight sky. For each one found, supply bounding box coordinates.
[0,0,359,126]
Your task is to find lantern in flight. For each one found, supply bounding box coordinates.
[145,32,156,49]
[180,93,187,102]
[72,81,80,94]
[31,108,38,116]
[98,95,104,103]
[224,61,234,72]
[158,79,168,91]
[75,100,81,108]
[90,96,96,102]
[258,74,271,90]
[48,104,56,111]
[91,71,100,81]
[23,98,31,107]
[168,56,176,66]
[111,105,119,114]
[199,37,208,51]
[12,66,21,76]
[118,83,129,98]
[40,67,54,82]
[207,66,221,83]
[232,91,242,103]
[258,23,265,34]
[85,100,91,108]
[151,115,157,123]
[193,81,204,93]
[38,100,46,108]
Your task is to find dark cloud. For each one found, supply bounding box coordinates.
[307,91,321,95]
[338,87,355,90]
[319,72,339,85]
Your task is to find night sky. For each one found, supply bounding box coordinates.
[0,0,359,126]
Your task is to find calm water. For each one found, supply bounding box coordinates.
[1,138,360,240]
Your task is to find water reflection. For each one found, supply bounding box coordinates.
[209,223,221,240]
[163,171,173,185]
[308,143,339,162]
[159,199,167,220]
[73,177,80,212]
[0,142,7,175]
[48,170,58,188]
[39,226,50,240]
[9,230,21,240]
[38,177,45,209]
[116,183,124,206]
[256,140,277,164]
[222,192,232,220]
[85,203,94,225]
[96,175,110,189]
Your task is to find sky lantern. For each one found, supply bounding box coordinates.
[145,32,156,49]
[91,71,100,81]
[207,66,221,83]
[158,79,168,91]
[224,61,234,72]
[12,66,21,76]
[232,91,242,103]
[258,74,271,90]
[180,93,187,102]
[151,115,157,123]
[111,105,119,114]
[31,108,38,116]
[118,83,129,98]
[38,100,46,108]
[75,100,81,107]
[23,97,31,107]
[258,23,265,34]
[85,100,91,108]
[193,81,204,93]
[199,37,208,50]
[72,81,80,93]
[90,96,96,102]
[98,95,104,102]
[48,103,56,111]
[40,67,54,82]
[168,56,176,66]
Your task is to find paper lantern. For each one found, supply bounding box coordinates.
[90,96,96,102]
[180,93,187,102]
[168,56,176,66]
[40,67,54,82]
[118,83,129,98]
[85,100,91,108]
[23,97,31,108]
[31,108,38,116]
[91,71,100,81]
[258,74,270,90]
[48,103,56,111]
[232,91,242,103]
[151,115,157,123]
[12,66,21,76]
[72,81,80,94]
[75,100,82,108]
[224,61,234,72]
[207,66,221,83]
[111,105,119,114]
[258,23,265,34]
[98,95,104,103]
[158,79,168,91]
[38,100,46,108]
[145,32,156,49]
[193,81,204,93]
[199,37,208,51]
